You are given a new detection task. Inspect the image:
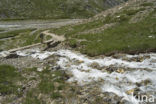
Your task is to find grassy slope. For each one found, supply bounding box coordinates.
[0,29,51,50]
[0,28,36,39]
[0,0,126,20]
[51,0,156,56]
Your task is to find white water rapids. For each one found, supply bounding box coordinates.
[0,49,156,104]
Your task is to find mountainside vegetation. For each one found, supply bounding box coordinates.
[51,0,156,56]
[0,0,127,20]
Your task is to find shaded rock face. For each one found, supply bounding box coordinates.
[0,0,127,19]
[5,53,19,59]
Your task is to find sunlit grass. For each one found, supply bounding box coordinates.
[51,8,156,56]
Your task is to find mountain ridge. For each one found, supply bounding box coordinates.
[0,0,127,20]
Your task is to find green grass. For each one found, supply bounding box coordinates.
[19,29,51,47]
[22,68,67,103]
[0,66,77,103]
[68,39,77,48]
[141,2,154,7]
[0,40,4,51]
[79,12,156,56]
[51,17,113,38]
[80,20,156,56]
[23,88,46,104]
[122,8,144,16]
[24,68,66,101]
[18,30,41,46]
[0,28,5,32]
[0,64,23,95]
[38,70,64,99]
[50,8,140,37]
[0,28,36,39]
[51,8,156,56]
[45,35,52,40]
[0,28,53,50]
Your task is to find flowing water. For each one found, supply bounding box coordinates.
[1,49,156,104]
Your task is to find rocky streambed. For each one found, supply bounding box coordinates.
[0,49,156,104]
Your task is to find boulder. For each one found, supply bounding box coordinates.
[90,62,102,70]
[116,68,125,74]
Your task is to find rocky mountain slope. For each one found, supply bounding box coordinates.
[0,0,127,20]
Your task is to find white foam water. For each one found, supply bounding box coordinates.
[55,50,156,104]
[0,49,156,103]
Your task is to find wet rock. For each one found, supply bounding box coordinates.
[78,60,84,64]
[37,68,43,72]
[112,54,125,59]
[44,41,61,50]
[143,79,152,85]
[60,70,72,80]
[0,51,10,58]
[98,77,104,82]
[73,60,84,65]
[54,82,60,88]
[65,71,73,79]
[136,79,152,87]
[126,89,135,95]
[37,93,42,99]
[105,66,118,73]
[122,56,129,61]
[6,53,19,59]
[90,62,102,70]
[135,56,144,62]
[65,64,71,67]
[102,92,123,104]
[116,68,125,74]
[126,88,141,95]
[124,55,150,62]
[81,69,91,73]
[120,99,132,104]
[52,65,61,70]
[21,86,26,92]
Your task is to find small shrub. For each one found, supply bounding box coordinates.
[68,39,77,48]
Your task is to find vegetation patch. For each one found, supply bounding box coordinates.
[0,28,36,39]
[22,68,70,104]
[0,0,126,20]
[38,70,65,98]
[0,64,23,95]
[50,7,143,38]
[0,29,51,50]
[51,9,156,56]
[68,39,78,48]
[141,2,154,7]
[23,88,46,104]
